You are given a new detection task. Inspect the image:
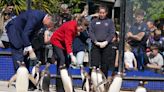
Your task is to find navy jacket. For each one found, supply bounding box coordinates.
[128,22,148,47]
[73,31,89,53]
[6,10,46,48]
[89,18,115,43]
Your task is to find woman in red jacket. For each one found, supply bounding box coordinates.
[50,17,88,92]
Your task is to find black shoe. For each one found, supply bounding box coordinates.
[28,87,36,91]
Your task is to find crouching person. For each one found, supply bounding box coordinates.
[146,45,164,72]
[5,10,54,71]
[50,17,88,92]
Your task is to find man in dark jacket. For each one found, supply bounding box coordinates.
[127,9,148,70]
[5,10,54,70]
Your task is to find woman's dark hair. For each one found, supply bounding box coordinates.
[98,5,108,13]
[115,32,119,42]
[6,2,14,6]
[77,17,89,27]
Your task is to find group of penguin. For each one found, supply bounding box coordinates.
[8,62,147,92]
[8,62,51,92]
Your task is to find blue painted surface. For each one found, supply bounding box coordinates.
[0,48,164,90]
[0,48,11,52]
[0,56,15,80]
[125,70,163,77]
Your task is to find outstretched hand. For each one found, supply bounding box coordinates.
[71,55,77,65]
[69,53,77,65]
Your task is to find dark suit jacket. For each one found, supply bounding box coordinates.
[6,10,46,49]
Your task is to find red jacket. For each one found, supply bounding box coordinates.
[50,20,77,54]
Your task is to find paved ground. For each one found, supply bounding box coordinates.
[0,81,86,92]
[0,81,133,92]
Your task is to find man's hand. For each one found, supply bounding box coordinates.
[127,32,133,38]
[23,45,33,55]
[23,48,28,55]
[99,41,108,48]
[24,46,36,59]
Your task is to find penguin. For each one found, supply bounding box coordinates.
[31,61,42,83]
[81,67,90,92]
[91,67,105,92]
[8,62,36,92]
[39,63,51,92]
[59,64,74,92]
[29,61,41,91]
[108,75,122,92]
[135,81,147,92]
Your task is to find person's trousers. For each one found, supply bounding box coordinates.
[90,44,115,77]
[6,20,26,71]
[53,46,71,92]
[76,51,85,66]
[132,46,145,70]
[53,46,70,67]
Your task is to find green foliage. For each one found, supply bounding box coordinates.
[0,0,85,14]
[146,0,164,20]
[31,0,61,14]
[0,0,26,15]
[61,0,85,13]
[132,0,164,20]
